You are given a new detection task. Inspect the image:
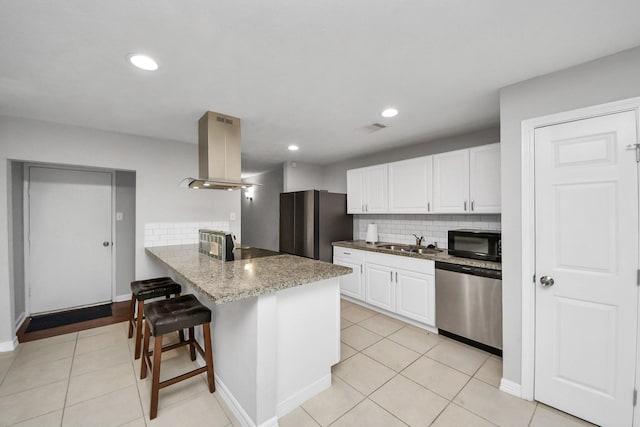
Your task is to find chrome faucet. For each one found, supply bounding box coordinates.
[412,234,424,247]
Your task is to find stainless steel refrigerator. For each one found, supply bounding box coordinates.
[279,190,353,262]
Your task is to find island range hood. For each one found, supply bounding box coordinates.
[180,111,252,190]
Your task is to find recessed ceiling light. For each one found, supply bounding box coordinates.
[288,145,299,151]
[381,108,398,118]
[128,54,159,71]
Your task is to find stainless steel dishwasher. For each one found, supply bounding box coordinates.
[435,262,502,354]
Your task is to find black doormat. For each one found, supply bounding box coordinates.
[25,304,113,333]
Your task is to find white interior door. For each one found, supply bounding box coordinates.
[534,111,639,426]
[28,166,113,314]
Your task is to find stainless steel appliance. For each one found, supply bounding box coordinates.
[279,190,352,262]
[448,229,501,262]
[435,262,502,354]
[199,229,236,261]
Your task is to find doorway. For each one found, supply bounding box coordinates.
[521,98,640,426]
[26,165,114,314]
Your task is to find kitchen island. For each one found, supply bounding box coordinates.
[145,244,351,427]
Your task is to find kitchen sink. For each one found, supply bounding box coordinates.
[376,244,443,255]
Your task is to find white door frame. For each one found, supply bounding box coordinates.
[520,97,640,419]
[23,163,117,317]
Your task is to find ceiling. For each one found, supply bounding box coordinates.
[2,1,640,176]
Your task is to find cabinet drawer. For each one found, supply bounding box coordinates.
[333,246,365,261]
[365,251,434,275]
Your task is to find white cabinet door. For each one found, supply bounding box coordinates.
[469,143,501,213]
[365,263,395,312]
[433,149,469,213]
[396,270,435,325]
[334,257,363,300]
[388,156,431,213]
[364,164,388,213]
[347,168,365,213]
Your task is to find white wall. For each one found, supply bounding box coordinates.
[499,45,640,385]
[0,116,241,349]
[283,161,326,192]
[241,167,283,251]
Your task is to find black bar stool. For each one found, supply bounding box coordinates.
[127,277,182,359]
[140,294,215,420]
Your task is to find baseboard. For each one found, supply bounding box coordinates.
[499,378,522,398]
[0,337,18,352]
[214,376,263,427]
[277,373,331,417]
[114,294,131,303]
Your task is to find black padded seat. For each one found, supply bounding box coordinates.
[140,294,215,420]
[144,294,211,336]
[127,277,182,360]
[131,277,181,301]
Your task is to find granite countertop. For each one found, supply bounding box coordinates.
[146,244,352,304]
[332,240,502,271]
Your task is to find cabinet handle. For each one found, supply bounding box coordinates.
[395,272,398,282]
[360,264,362,274]
[471,200,475,211]
[344,252,351,255]
[390,271,393,282]
[464,200,467,211]
[428,202,430,212]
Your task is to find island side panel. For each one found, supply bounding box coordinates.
[275,277,340,416]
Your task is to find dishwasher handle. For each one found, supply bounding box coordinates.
[435,261,502,279]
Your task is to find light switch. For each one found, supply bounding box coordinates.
[116,212,124,221]
[230,212,236,221]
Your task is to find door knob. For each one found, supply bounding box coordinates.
[540,276,554,287]
[103,241,110,247]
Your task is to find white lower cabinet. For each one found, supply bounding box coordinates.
[336,249,435,327]
[395,269,435,325]
[333,247,365,300]
[365,263,395,312]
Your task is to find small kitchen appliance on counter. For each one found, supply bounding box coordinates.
[447,229,501,262]
[199,229,236,261]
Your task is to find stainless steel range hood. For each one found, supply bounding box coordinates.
[180,111,251,190]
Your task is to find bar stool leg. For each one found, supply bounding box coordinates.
[203,323,215,393]
[188,327,196,361]
[150,333,163,420]
[134,299,145,360]
[127,293,136,338]
[140,321,151,380]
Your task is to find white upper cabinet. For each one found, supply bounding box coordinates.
[388,156,433,213]
[346,143,500,215]
[347,165,388,214]
[469,143,501,213]
[432,144,501,213]
[346,168,365,213]
[433,149,470,213]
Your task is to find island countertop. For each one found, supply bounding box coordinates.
[145,244,352,304]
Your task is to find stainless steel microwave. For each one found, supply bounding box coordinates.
[448,229,501,262]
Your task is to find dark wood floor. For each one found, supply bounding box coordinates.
[16,301,130,343]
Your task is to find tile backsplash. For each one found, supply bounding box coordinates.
[353,214,501,248]
[144,221,230,247]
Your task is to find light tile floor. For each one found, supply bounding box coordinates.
[0,322,238,427]
[0,300,595,426]
[280,299,596,427]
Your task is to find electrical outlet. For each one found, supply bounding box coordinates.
[116,212,124,221]
[230,212,236,221]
